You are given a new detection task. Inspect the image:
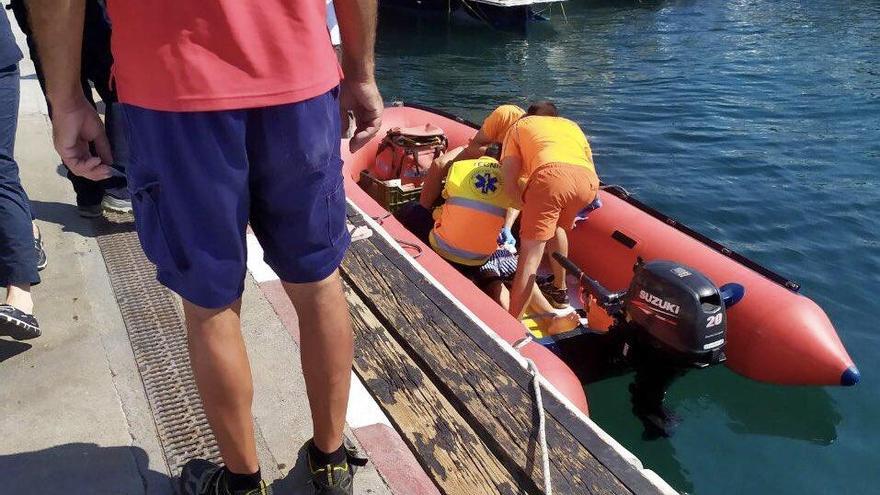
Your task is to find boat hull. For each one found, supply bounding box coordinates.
[459,2,533,32]
[379,0,537,32]
[379,0,458,15]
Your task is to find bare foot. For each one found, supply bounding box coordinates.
[6,284,34,315]
[545,311,580,335]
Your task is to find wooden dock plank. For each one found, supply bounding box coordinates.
[345,284,526,494]
[340,233,637,494]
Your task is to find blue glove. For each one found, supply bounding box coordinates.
[498,227,516,246]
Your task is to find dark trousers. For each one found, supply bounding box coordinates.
[9,0,126,206]
[0,63,38,287]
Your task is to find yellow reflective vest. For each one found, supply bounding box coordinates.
[429,157,511,266]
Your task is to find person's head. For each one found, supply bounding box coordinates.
[526,100,558,117]
[485,143,501,159]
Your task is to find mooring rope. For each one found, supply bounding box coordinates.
[512,333,553,495]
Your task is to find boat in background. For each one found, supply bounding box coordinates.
[380,0,565,32]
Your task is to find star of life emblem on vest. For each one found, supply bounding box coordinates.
[474,172,498,195]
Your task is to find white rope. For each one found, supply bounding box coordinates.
[513,333,553,495]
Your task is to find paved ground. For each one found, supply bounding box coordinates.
[0,12,396,495]
[0,112,174,494]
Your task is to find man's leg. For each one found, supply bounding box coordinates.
[82,0,130,197]
[510,251,579,334]
[5,284,32,312]
[282,272,353,454]
[245,90,359,490]
[246,93,353,452]
[118,103,264,492]
[182,299,259,474]
[509,237,546,319]
[510,168,560,319]
[547,226,568,291]
[0,62,40,340]
[538,226,572,309]
[484,280,510,310]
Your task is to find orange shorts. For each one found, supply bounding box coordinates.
[520,163,599,241]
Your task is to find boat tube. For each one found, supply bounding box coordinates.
[341,103,859,401]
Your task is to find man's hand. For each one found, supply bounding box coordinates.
[340,78,382,153]
[51,95,113,180]
[27,0,106,178]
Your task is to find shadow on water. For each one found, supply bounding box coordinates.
[585,365,841,492]
[0,443,172,494]
[684,367,841,446]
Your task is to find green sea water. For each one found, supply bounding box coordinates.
[373,1,880,493]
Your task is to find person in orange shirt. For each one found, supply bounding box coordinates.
[457,104,525,160]
[501,107,600,320]
[395,142,580,333]
[419,105,522,208]
[426,102,560,246]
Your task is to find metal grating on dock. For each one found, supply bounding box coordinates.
[95,214,220,474]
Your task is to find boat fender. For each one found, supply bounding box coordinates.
[720,283,745,309]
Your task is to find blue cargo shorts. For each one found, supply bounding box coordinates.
[120,87,350,308]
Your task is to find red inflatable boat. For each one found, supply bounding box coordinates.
[341,104,858,412]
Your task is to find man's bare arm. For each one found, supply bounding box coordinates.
[501,156,524,207]
[456,130,492,161]
[419,145,464,209]
[334,0,376,83]
[334,0,383,152]
[503,207,520,231]
[26,0,113,178]
[26,0,83,108]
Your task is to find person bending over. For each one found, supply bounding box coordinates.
[501,112,600,321]
[427,101,560,233]
[397,144,577,332]
[494,102,580,310]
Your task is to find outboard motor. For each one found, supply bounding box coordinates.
[552,254,729,438]
[623,260,727,367]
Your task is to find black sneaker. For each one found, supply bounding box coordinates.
[102,188,133,214]
[307,440,368,495]
[177,459,271,495]
[77,204,103,218]
[536,274,555,290]
[0,304,40,340]
[540,284,570,309]
[34,224,47,271]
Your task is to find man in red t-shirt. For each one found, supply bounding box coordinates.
[28,1,382,493]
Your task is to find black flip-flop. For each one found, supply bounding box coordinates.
[0,304,40,340]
